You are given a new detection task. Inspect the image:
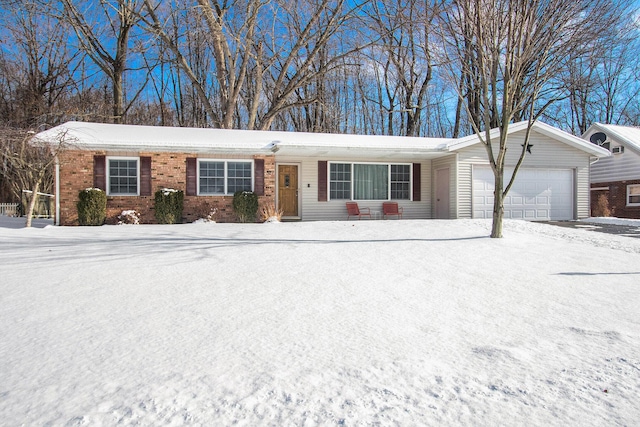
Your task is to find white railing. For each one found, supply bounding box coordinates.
[0,203,19,216]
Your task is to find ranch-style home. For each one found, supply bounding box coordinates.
[35,120,609,226]
[583,123,640,219]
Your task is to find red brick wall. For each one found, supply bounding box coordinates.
[56,150,276,225]
[590,179,640,219]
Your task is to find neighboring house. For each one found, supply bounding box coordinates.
[35,120,609,225]
[583,123,640,219]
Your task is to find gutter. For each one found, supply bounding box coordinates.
[76,144,275,155]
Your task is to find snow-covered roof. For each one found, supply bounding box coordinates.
[34,120,609,158]
[34,122,278,154]
[448,121,610,157]
[34,121,450,157]
[583,123,640,154]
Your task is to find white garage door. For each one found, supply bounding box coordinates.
[473,167,574,220]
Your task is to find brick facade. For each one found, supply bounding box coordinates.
[57,150,276,225]
[590,179,640,219]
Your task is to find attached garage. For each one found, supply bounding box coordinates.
[472,166,574,220]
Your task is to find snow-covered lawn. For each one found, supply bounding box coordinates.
[1,219,639,425]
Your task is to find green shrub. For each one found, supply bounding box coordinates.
[154,188,184,224]
[77,188,107,226]
[233,191,259,223]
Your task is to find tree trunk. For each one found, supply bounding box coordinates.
[113,72,124,124]
[491,172,504,238]
[25,181,40,228]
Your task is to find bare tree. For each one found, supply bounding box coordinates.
[0,1,79,128]
[363,0,441,136]
[441,0,628,237]
[140,0,366,130]
[140,0,261,128]
[58,0,146,124]
[0,128,67,227]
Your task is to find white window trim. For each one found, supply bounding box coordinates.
[106,156,140,196]
[627,184,640,207]
[197,159,254,196]
[328,161,412,201]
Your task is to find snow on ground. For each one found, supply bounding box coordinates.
[0,218,639,426]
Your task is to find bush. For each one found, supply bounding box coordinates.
[77,188,106,226]
[194,206,218,223]
[117,210,140,225]
[592,193,611,217]
[154,188,184,224]
[233,191,259,223]
[260,202,283,223]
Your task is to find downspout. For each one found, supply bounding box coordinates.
[587,156,601,220]
[55,157,60,226]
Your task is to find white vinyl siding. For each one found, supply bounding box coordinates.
[590,142,640,184]
[276,156,432,220]
[456,128,591,220]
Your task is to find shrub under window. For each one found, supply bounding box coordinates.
[154,188,184,224]
[233,191,259,223]
[77,188,107,226]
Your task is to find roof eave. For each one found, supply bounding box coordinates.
[274,144,449,159]
[447,121,611,157]
[69,143,274,155]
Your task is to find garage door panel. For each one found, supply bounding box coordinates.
[509,210,523,219]
[536,196,549,204]
[473,167,573,221]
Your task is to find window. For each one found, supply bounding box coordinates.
[198,160,252,195]
[354,164,388,200]
[391,164,411,200]
[107,157,138,195]
[227,162,253,194]
[329,162,411,201]
[330,163,351,199]
[628,184,640,206]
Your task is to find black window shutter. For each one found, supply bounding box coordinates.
[318,161,327,202]
[93,155,106,190]
[186,157,197,196]
[412,163,421,201]
[254,159,265,196]
[140,157,152,196]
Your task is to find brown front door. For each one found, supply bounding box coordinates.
[278,165,298,216]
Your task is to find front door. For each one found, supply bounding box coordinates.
[435,168,450,219]
[278,165,299,216]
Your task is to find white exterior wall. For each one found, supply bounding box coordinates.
[275,154,433,220]
[456,129,593,219]
[590,142,640,183]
